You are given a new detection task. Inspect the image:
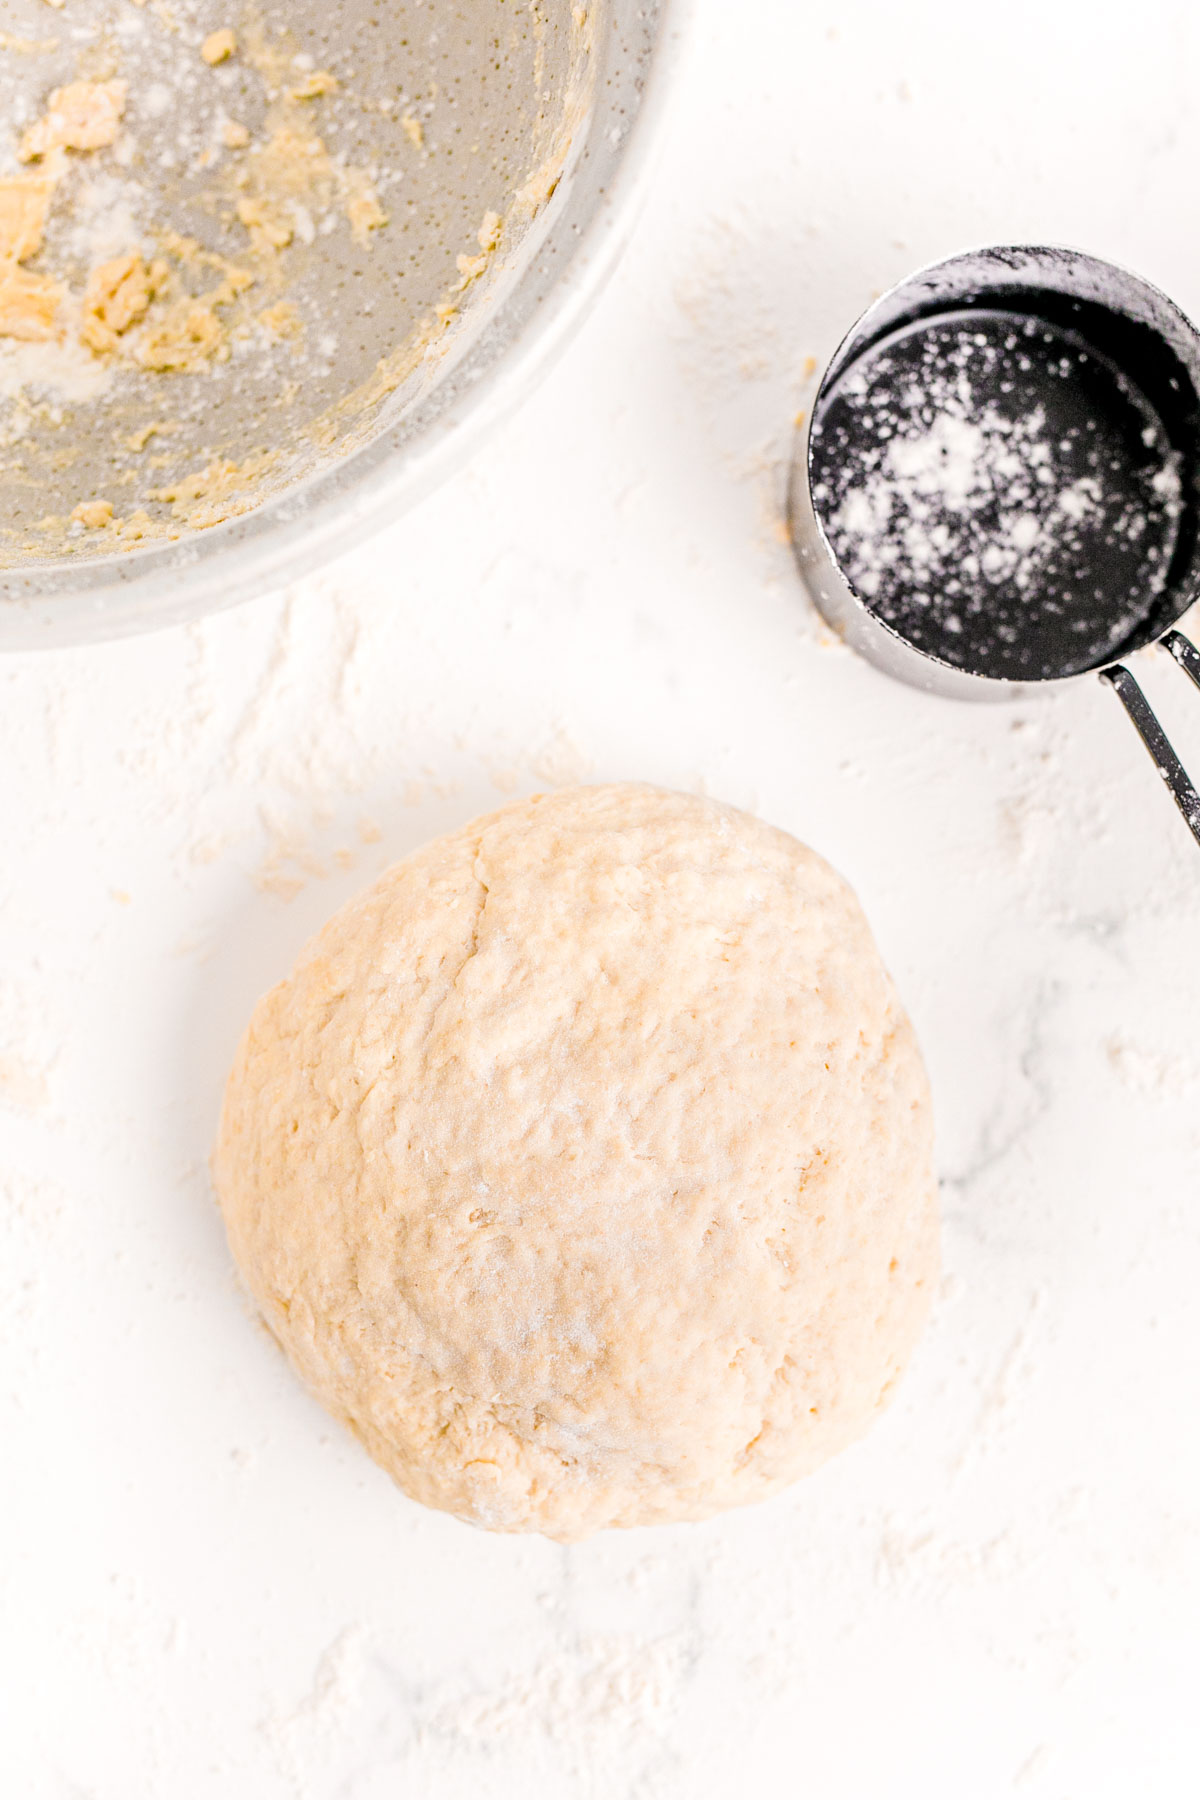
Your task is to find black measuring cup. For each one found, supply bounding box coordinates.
[788,245,1200,845]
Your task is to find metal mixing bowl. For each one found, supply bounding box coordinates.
[0,0,685,648]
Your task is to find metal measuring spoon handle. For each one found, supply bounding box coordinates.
[1101,632,1200,846]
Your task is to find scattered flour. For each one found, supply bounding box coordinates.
[0,1052,50,1112]
[431,1633,689,1748]
[263,1625,369,1791]
[0,330,114,403]
[1108,1035,1200,1099]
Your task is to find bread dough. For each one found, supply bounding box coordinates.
[214,785,938,1539]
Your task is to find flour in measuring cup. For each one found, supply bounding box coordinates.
[810,312,1185,680]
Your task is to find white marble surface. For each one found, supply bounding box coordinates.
[4,1,1200,1794]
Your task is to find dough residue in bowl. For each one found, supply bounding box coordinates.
[0,0,593,564]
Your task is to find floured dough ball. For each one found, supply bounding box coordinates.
[214,784,938,1539]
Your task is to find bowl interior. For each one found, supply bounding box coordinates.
[0,0,673,647]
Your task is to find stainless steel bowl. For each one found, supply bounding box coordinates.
[0,0,687,648]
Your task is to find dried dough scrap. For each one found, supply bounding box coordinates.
[0,173,60,340]
[19,79,127,162]
[0,175,55,262]
[201,28,237,65]
[81,252,167,353]
[215,785,939,1540]
[0,261,61,339]
[138,298,225,371]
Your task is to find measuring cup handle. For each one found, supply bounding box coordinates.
[1101,630,1200,846]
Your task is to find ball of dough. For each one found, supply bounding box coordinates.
[214,784,937,1539]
